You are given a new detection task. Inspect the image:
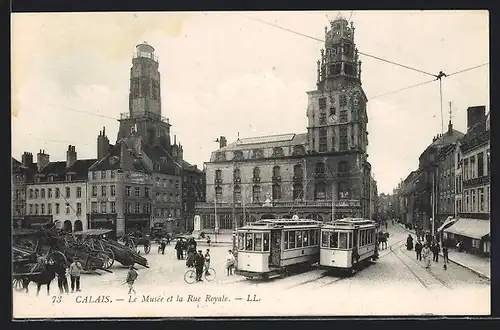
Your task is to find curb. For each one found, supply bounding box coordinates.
[398,224,490,280]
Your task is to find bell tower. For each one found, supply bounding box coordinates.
[306,16,368,154]
[117,42,171,150]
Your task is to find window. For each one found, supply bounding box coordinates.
[76,203,81,215]
[233,168,241,181]
[35,189,39,199]
[263,233,270,251]
[135,187,140,197]
[92,171,97,180]
[315,162,325,176]
[125,186,131,196]
[296,231,303,248]
[110,201,116,213]
[338,181,350,199]
[145,187,149,198]
[463,159,469,180]
[65,187,70,198]
[125,202,132,213]
[66,203,70,214]
[252,185,260,202]
[110,185,116,196]
[293,145,305,155]
[477,152,484,177]
[238,233,245,250]
[110,170,115,179]
[340,109,348,122]
[470,155,476,178]
[315,182,326,200]
[319,97,327,109]
[339,126,348,151]
[216,152,226,162]
[477,188,484,212]
[163,193,167,202]
[319,127,327,152]
[293,164,303,178]
[329,232,338,248]
[101,170,106,179]
[245,233,254,251]
[487,149,490,175]
[252,149,264,159]
[471,189,476,212]
[77,187,82,198]
[29,189,33,199]
[288,231,296,249]
[254,233,263,251]
[272,184,281,200]
[47,188,52,198]
[253,167,260,179]
[338,161,348,172]
[233,150,244,161]
[465,190,469,212]
[273,147,284,157]
[319,112,327,125]
[163,179,167,188]
[41,189,45,198]
[215,186,223,200]
[41,204,45,214]
[339,232,348,249]
[144,203,150,213]
[135,203,141,213]
[156,178,160,187]
[234,185,242,203]
[293,183,303,200]
[101,186,107,197]
[55,203,60,214]
[322,231,329,247]
[92,186,97,197]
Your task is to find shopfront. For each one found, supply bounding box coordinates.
[443,218,490,256]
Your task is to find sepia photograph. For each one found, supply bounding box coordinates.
[11,10,490,318]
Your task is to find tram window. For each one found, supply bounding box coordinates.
[311,230,316,245]
[368,230,373,244]
[304,230,310,247]
[362,231,366,246]
[288,231,296,249]
[322,232,329,247]
[245,233,254,251]
[238,233,244,250]
[284,231,289,249]
[348,232,353,248]
[316,230,320,246]
[339,232,348,249]
[263,233,270,251]
[296,231,303,248]
[329,232,339,248]
[254,233,263,251]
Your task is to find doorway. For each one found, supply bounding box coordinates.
[270,229,281,267]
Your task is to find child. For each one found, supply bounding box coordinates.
[126,265,138,295]
[226,250,236,276]
[204,249,211,271]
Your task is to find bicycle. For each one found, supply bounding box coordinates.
[184,267,216,284]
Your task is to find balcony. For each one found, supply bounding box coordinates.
[233,177,241,183]
[253,177,261,183]
[463,175,490,188]
[195,199,361,209]
[214,179,223,184]
[293,175,304,182]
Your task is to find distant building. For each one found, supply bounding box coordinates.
[11,154,37,228]
[23,147,95,231]
[435,139,457,225]
[196,17,376,233]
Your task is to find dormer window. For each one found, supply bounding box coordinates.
[216,152,226,162]
[66,174,72,181]
[233,151,243,161]
[273,147,284,157]
[252,149,264,159]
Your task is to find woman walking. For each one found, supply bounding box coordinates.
[422,244,431,269]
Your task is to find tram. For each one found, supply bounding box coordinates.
[235,218,322,280]
[319,218,378,275]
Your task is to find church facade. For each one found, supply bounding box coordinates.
[195,17,377,233]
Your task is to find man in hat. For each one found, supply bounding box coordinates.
[194,250,205,282]
[126,265,139,295]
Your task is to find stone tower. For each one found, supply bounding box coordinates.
[306,17,368,154]
[117,42,172,150]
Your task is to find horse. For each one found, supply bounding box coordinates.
[22,262,58,296]
[378,232,389,250]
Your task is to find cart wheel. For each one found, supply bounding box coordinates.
[184,269,197,284]
[105,248,115,267]
[204,268,216,282]
[99,252,114,269]
[13,278,25,292]
[48,251,67,266]
[144,244,151,254]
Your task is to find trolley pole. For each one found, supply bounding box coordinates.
[431,170,436,238]
[232,191,237,253]
[214,197,218,243]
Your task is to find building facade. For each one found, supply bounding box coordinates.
[435,142,457,224]
[195,17,376,233]
[12,155,37,228]
[22,147,95,231]
[444,106,490,255]
[181,163,206,232]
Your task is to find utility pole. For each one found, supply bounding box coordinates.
[331,183,335,222]
[431,171,435,237]
[214,196,218,243]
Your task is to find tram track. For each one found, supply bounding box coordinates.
[388,242,451,290]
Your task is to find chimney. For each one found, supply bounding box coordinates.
[66,145,77,168]
[467,106,486,131]
[97,127,110,160]
[36,149,50,172]
[219,136,227,149]
[21,152,33,166]
[178,143,184,161]
[447,120,453,136]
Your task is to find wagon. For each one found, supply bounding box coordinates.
[72,229,115,269]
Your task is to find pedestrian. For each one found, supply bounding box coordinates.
[207,235,211,247]
[126,265,138,295]
[422,244,431,269]
[443,245,449,264]
[160,239,166,255]
[406,234,414,251]
[204,249,211,271]
[194,250,205,282]
[226,250,236,276]
[55,262,69,294]
[415,240,422,261]
[69,259,83,292]
[166,234,171,245]
[175,239,183,260]
[432,242,440,262]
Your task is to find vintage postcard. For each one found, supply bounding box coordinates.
[11,11,490,318]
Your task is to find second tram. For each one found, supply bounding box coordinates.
[235,218,322,280]
[319,218,379,275]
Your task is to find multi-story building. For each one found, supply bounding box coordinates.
[444,106,490,255]
[23,147,95,231]
[180,162,205,232]
[195,17,376,233]
[400,170,419,228]
[435,133,458,225]
[87,42,200,236]
[12,155,37,228]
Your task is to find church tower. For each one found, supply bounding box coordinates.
[306,17,368,154]
[117,42,172,150]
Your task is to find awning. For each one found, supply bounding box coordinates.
[444,218,490,239]
[437,217,458,232]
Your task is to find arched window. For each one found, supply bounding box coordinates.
[273,166,280,178]
[233,168,241,181]
[215,186,222,200]
[338,161,349,172]
[272,184,281,200]
[315,162,325,175]
[293,145,305,155]
[252,186,261,202]
[315,182,326,200]
[252,149,264,159]
[215,169,222,180]
[216,152,226,162]
[293,164,303,178]
[234,185,242,203]
[293,183,304,200]
[253,167,260,179]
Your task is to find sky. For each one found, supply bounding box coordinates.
[11,11,489,194]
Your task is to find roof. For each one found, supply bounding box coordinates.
[180,159,203,174]
[443,218,490,239]
[430,128,464,147]
[143,145,177,175]
[215,133,308,153]
[436,143,456,161]
[90,139,150,173]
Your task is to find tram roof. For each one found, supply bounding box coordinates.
[323,218,376,229]
[238,218,322,229]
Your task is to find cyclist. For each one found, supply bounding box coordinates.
[194,250,205,282]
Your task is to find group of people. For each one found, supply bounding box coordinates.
[54,259,84,294]
[406,234,449,269]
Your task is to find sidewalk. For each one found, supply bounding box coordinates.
[397,223,490,280]
[194,234,233,246]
